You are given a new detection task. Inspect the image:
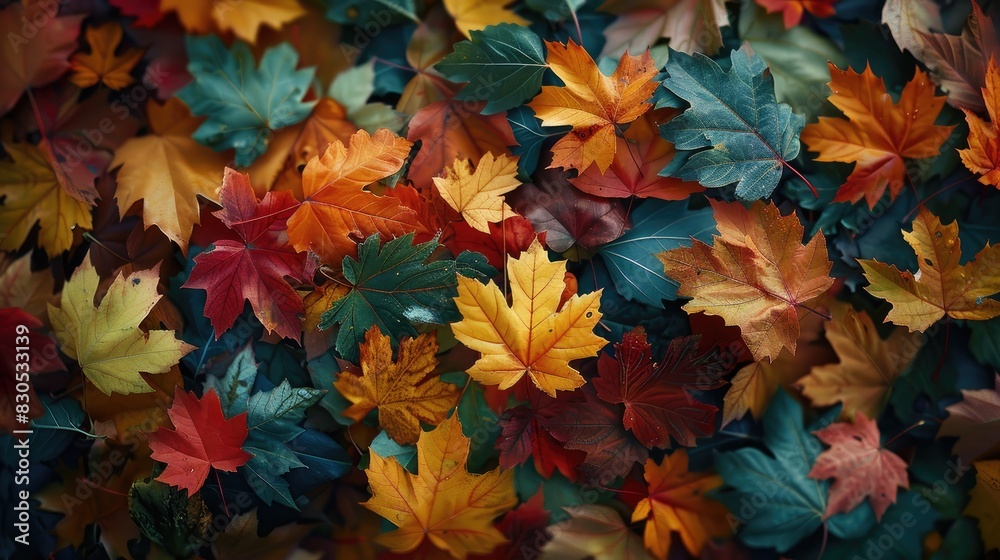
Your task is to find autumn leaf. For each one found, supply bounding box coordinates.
[0,143,92,256]
[808,412,909,521]
[451,239,605,396]
[542,505,653,560]
[69,22,145,90]
[365,415,517,558]
[110,98,226,250]
[799,305,919,420]
[755,0,837,28]
[528,39,658,174]
[334,326,460,445]
[433,153,521,233]
[47,255,194,395]
[160,0,305,43]
[860,208,1000,332]
[286,128,422,265]
[938,375,1000,462]
[918,1,998,113]
[958,56,1000,187]
[882,0,942,61]
[496,398,585,478]
[148,387,252,495]
[966,460,1000,551]
[183,168,307,341]
[659,200,834,362]
[443,0,528,39]
[800,63,954,208]
[599,0,729,58]
[632,450,731,559]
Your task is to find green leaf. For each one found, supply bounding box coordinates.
[128,479,212,559]
[178,37,316,167]
[205,343,256,418]
[369,430,417,471]
[507,106,566,176]
[456,376,501,472]
[596,200,715,308]
[436,24,547,114]
[657,45,804,200]
[524,0,585,22]
[318,233,465,363]
[822,492,937,560]
[31,395,86,461]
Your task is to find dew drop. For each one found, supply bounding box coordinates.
[935,231,942,238]
[977,296,984,305]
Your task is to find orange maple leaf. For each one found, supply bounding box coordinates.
[528,39,658,174]
[959,56,1000,187]
[801,63,954,208]
[755,0,838,28]
[69,22,145,90]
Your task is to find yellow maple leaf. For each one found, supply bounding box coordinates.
[160,0,305,43]
[334,326,460,445]
[47,255,194,396]
[658,200,834,362]
[966,460,1000,551]
[528,39,658,174]
[799,304,920,419]
[443,0,528,39]
[860,208,1000,332]
[433,153,521,234]
[958,56,1000,188]
[110,98,226,250]
[69,22,144,90]
[632,450,730,559]
[452,239,605,396]
[0,143,92,256]
[365,415,517,559]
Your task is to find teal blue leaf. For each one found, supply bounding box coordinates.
[177,37,316,167]
[369,430,416,471]
[657,45,805,200]
[205,343,256,418]
[525,0,585,22]
[319,233,464,363]
[324,0,419,25]
[247,380,325,441]
[30,395,85,461]
[507,106,567,176]
[455,376,501,472]
[436,24,547,114]
[822,492,937,560]
[596,200,715,308]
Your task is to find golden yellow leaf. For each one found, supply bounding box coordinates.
[966,460,1000,551]
[110,98,226,250]
[365,415,517,558]
[160,0,305,43]
[47,255,194,396]
[443,0,528,39]
[452,239,605,396]
[69,22,144,90]
[658,200,834,362]
[335,326,460,445]
[860,208,1000,332]
[958,56,1000,187]
[432,153,520,234]
[0,143,92,256]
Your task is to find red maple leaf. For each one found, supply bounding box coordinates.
[148,387,251,495]
[592,328,729,448]
[184,168,307,341]
[808,412,909,521]
[496,400,585,480]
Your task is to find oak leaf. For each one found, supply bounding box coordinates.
[658,200,834,362]
[334,326,460,445]
[148,388,252,495]
[433,153,521,234]
[958,56,1000,187]
[632,450,731,559]
[860,209,1000,332]
[364,415,517,558]
[801,63,954,208]
[808,412,909,521]
[69,22,145,90]
[48,255,194,395]
[528,40,658,174]
[451,239,605,396]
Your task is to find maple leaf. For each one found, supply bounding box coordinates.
[918,2,999,113]
[286,128,423,265]
[938,375,1000,462]
[0,0,83,114]
[177,36,316,166]
[965,460,1000,551]
[800,63,954,208]
[632,450,731,559]
[433,153,521,234]
[659,200,834,362]
[110,98,226,250]
[527,39,658,174]
[183,168,307,341]
[599,0,729,58]
[799,305,919,420]
[334,326,460,445]
[365,415,517,558]
[451,238,605,396]
[47,255,194,395]
[395,9,457,116]
[148,388,252,495]
[592,328,728,448]
[69,22,145,90]
[443,0,528,39]
[882,0,942,61]
[860,208,1000,332]
[0,143,92,256]
[755,0,837,28]
[808,412,909,521]
[496,401,585,479]
[160,0,305,43]
[541,505,653,560]
[958,56,1000,188]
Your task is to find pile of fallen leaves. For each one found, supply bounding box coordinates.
[2,0,1000,558]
